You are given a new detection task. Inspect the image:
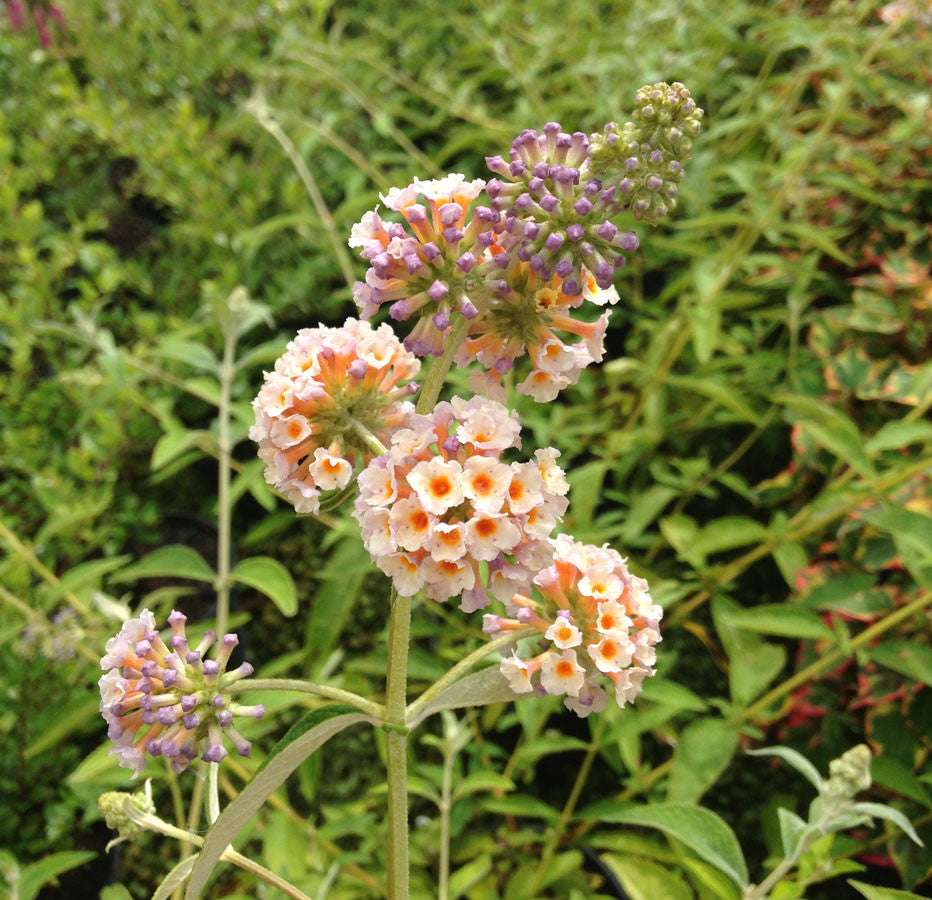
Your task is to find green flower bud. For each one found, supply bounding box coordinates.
[823,744,872,799]
[98,786,155,841]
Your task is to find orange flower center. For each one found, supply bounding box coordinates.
[555,660,574,678]
[430,476,452,497]
[475,518,497,538]
[411,511,429,531]
[472,474,493,494]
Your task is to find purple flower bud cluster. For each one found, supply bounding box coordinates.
[484,124,639,292]
[349,174,494,357]
[589,82,704,224]
[99,610,264,774]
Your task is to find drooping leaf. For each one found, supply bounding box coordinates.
[578,801,748,887]
[868,641,932,688]
[449,854,492,899]
[230,556,297,617]
[153,857,197,900]
[110,545,215,584]
[407,666,522,728]
[850,802,924,846]
[747,746,824,790]
[724,603,834,640]
[777,807,809,857]
[848,880,926,899]
[603,854,694,900]
[185,707,371,899]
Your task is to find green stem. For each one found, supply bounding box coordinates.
[207,762,220,825]
[437,739,455,900]
[216,329,236,639]
[744,827,819,900]
[385,588,412,898]
[228,677,385,719]
[350,417,388,456]
[405,628,535,726]
[415,316,469,414]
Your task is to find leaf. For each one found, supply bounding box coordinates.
[639,677,708,712]
[868,641,932,687]
[713,597,787,705]
[24,696,100,759]
[680,858,742,900]
[691,516,769,560]
[777,808,809,857]
[848,879,926,899]
[567,460,608,527]
[865,421,932,456]
[724,603,834,640]
[57,555,132,595]
[100,886,134,900]
[512,735,589,770]
[776,393,874,477]
[185,707,372,899]
[110,545,215,584]
[619,485,678,543]
[407,666,522,728]
[449,854,492,899]
[579,801,749,887]
[154,337,218,372]
[747,746,823,790]
[153,856,197,900]
[230,557,297,617]
[151,429,210,471]
[850,802,924,846]
[18,851,96,900]
[603,854,694,900]
[871,755,931,807]
[668,718,739,803]
[453,772,514,800]
[482,794,558,821]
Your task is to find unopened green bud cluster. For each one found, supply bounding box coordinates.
[98,788,155,840]
[823,744,872,800]
[590,82,704,223]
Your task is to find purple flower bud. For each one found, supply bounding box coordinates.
[486,178,504,199]
[438,202,461,225]
[158,708,177,725]
[203,745,227,763]
[427,280,449,301]
[509,159,526,177]
[495,357,513,374]
[183,713,200,729]
[186,651,201,664]
[476,232,494,248]
[181,694,198,712]
[524,220,541,239]
[203,660,219,676]
[485,155,510,176]
[566,223,585,242]
[422,241,441,261]
[442,226,464,243]
[148,739,162,756]
[405,203,427,223]
[515,193,533,210]
[539,194,559,213]
[544,121,561,134]
[585,179,602,195]
[646,175,663,191]
[528,176,545,194]
[433,311,450,331]
[532,162,550,179]
[618,231,639,251]
[530,253,547,272]
[517,245,533,261]
[442,435,461,454]
[516,607,533,622]
[475,205,498,223]
[460,299,479,319]
[389,300,410,321]
[596,220,618,241]
[554,256,574,277]
[618,178,635,194]
[168,610,187,628]
[217,710,233,727]
[348,359,368,379]
[456,252,477,272]
[544,232,565,252]
[625,157,639,171]
[563,278,582,295]
[162,669,178,687]
[134,639,151,656]
[650,149,663,163]
[574,197,593,216]
[403,253,422,273]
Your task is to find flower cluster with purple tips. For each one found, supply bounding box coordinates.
[99,610,263,773]
[348,82,702,403]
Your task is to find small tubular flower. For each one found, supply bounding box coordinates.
[99,610,263,773]
[250,319,420,514]
[457,257,612,402]
[353,396,569,604]
[349,173,497,357]
[488,534,662,717]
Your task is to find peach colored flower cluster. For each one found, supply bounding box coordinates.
[482,533,662,716]
[249,318,420,513]
[352,396,569,604]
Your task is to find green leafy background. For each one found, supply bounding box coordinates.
[1,0,929,896]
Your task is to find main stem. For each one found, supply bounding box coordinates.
[384,316,469,897]
[216,329,236,638]
[385,588,412,898]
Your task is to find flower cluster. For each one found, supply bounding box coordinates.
[99,610,263,773]
[250,319,420,514]
[350,174,496,356]
[353,396,569,604]
[483,534,662,717]
[589,81,703,224]
[458,259,615,402]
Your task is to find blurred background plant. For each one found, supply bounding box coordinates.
[0,0,929,896]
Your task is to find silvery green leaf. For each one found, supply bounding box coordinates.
[747,746,823,790]
[850,801,923,846]
[407,666,521,728]
[153,856,196,900]
[777,807,808,857]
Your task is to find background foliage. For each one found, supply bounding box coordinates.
[1,0,930,896]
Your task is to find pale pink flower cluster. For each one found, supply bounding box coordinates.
[352,396,569,604]
[250,319,420,514]
[483,534,662,717]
